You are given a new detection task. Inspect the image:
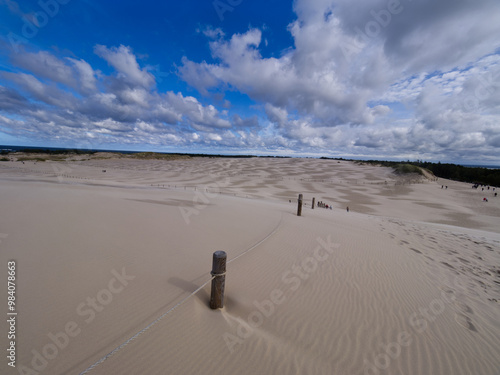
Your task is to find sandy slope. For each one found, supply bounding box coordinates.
[0,157,499,375]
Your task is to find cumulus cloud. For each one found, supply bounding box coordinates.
[233,114,259,129]
[0,85,31,112]
[177,0,500,161]
[0,44,265,151]
[7,49,99,95]
[11,50,75,87]
[67,58,98,93]
[181,24,402,130]
[1,0,499,162]
[94,45,155,88]
[199,26,225,39]
[1,72,76,108]
[265,104,288,126]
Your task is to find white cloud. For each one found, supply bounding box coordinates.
[94,45,155,88]
[199,26,225,39]
[67,58,98,93]
[1,0,500,162]
[180,22,393,126]
[265,104,288,126]
[11,50,75,87]
[176,0,500,161]
[0,44,252,151]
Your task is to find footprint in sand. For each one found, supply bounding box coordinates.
[454,300,473,314]
[457,257,470,264]
[441,262,459,274]
[455,313,478,332]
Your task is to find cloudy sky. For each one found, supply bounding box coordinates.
[0,0,499,163]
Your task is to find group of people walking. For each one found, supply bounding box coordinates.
[316,201,350,212]
[472,184,497,201]
[289,198,350,212]
[317,200,333,209]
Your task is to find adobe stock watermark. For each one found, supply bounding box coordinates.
[213,0,243,22]
[460,68,500,114]
[17,267,135,375]
[7,0,72,53]
[363,276,466,375]
[222,235,340,353]
[341,0,411,61]
[179,176,231,224]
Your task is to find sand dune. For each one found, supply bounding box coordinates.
[1,157,499,375]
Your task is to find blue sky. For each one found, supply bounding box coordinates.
[0,0,500,163]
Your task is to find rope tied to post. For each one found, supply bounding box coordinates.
[79,275,215,375]
[210,271,226,277]
[79,214,283,374]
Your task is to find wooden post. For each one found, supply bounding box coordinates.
[312,197,315,209]
[210,251,227,309]
[297,194,303,216]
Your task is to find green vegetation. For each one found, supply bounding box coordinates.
[17,155,69,162]
[414,161,500,187]
[19,148,96,155]
[393,163,424,176]
[0,157,10,161]
[5,148,288,160]
[126,152,190,160]
[17,157,47,162]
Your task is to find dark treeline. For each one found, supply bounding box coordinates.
[321,157,500,187]
[22,148,97,155]
[411,161,500,187]
[0,148,97,155]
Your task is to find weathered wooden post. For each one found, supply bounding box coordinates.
[297,194,303,216]
[312,197,315,209]
[210,251,227,309]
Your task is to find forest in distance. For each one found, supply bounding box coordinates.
[331,158,500,187]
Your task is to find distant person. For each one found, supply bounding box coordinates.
[346,206,349,212]
[446,186,448,189]
[495,193,497,197]
[441,185,443,189]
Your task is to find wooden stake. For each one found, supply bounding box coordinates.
[210,251,227,309]
[312,197,315,209]
[297,194,303,216]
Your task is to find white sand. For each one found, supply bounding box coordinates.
[0,157,499,375]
